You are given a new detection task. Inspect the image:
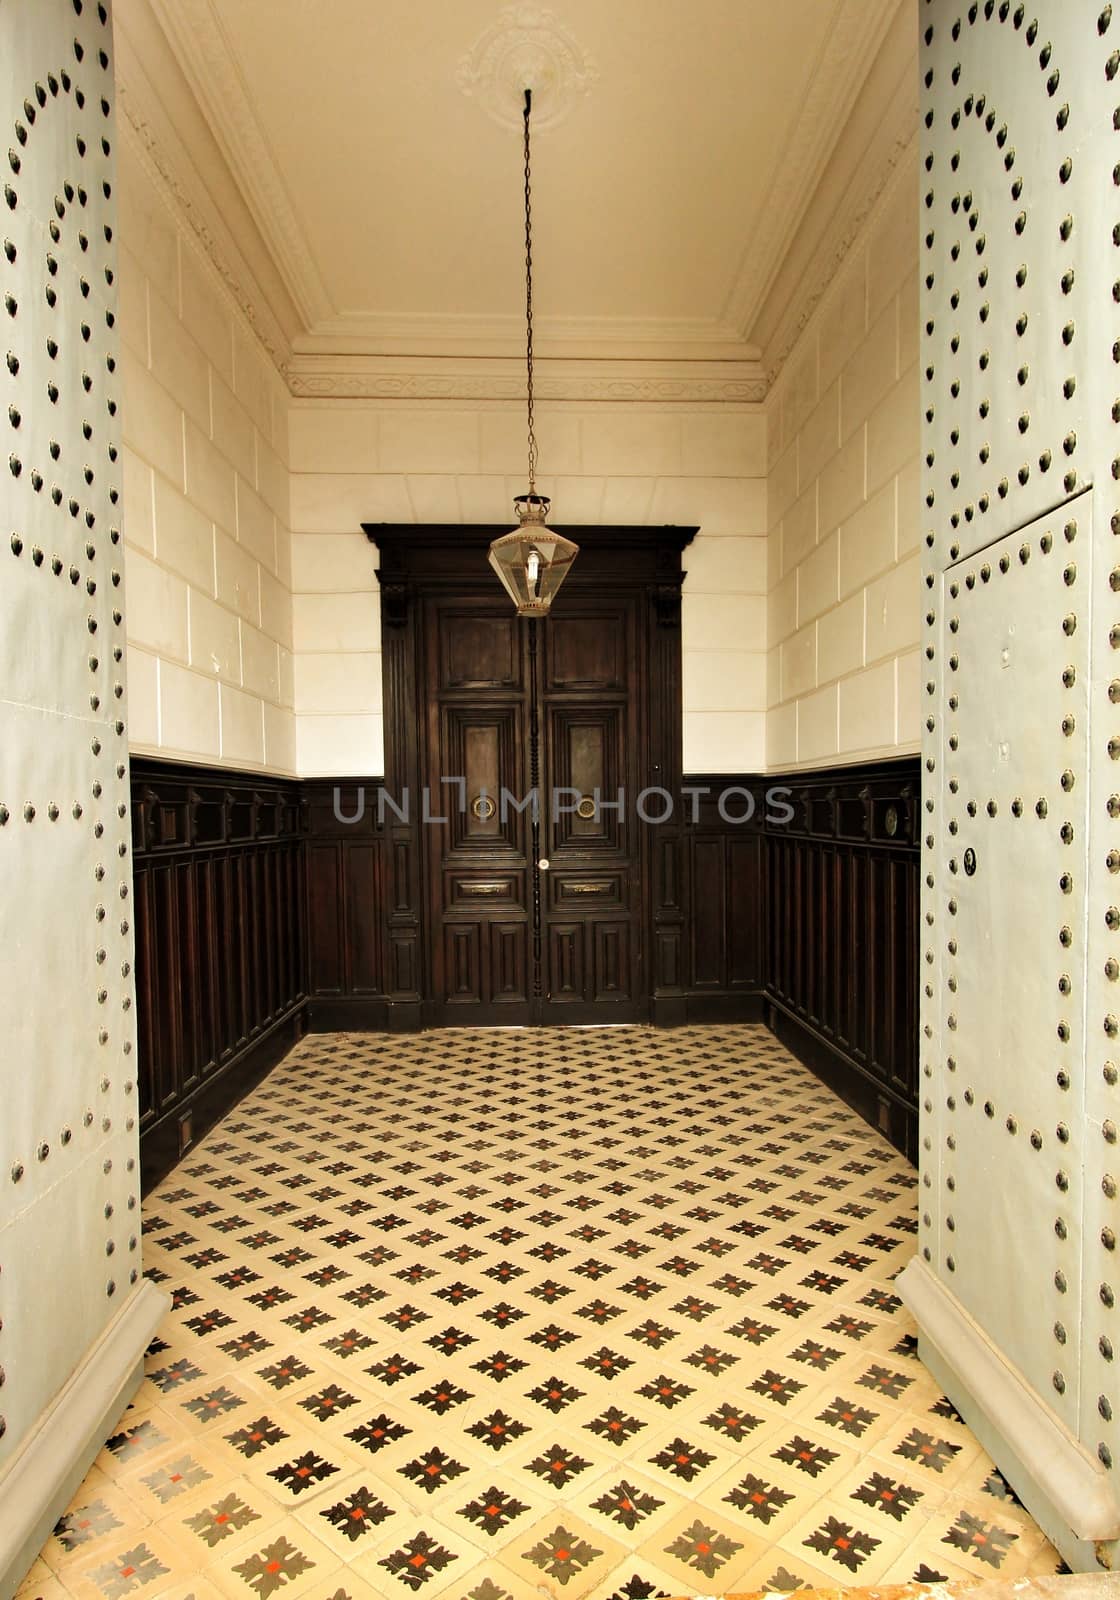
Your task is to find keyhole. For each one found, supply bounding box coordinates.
[963,848,977,876]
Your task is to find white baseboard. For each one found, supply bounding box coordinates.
[0,1281,170,1600]
[898,1257,1120,1573]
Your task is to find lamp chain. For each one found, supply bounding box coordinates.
[523,88,537,497]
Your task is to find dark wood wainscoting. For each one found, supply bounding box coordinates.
[676,777,767,1022]
[303,779,398,1030]
[131,759,308,1190]
[131,755,920,1176]
[761,760,921,1161]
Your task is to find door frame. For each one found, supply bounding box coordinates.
[363,523,697,1029]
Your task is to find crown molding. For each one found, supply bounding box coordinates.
[761,95,918,386]
[287,354,766,405]
[146,0,335,330]
[754,0,918,386]
[721,0,904,341]
[296,312,758,365]
[113,0,298,375]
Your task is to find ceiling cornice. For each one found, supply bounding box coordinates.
[719,0,904,340]
[113,0,298,374]
[296,313,758,365]
[287,355,767,405]
[146,0,336,330]
[761,86,918,385]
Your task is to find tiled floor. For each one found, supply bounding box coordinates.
[23,1025,1066,1600]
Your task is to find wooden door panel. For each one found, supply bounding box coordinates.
[441,706,525,858]
[548,925,584,1002]
[440,611,522,690]
[425,598,532,1020]
[551,872,624,909]
[447,871,523,909]
[445,924,481,1003]
[490,922,528,1003]
[546,613,627,690]
[546,706,627,855]
[593,923,632,1001]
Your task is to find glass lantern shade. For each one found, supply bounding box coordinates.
[488,495,578,615]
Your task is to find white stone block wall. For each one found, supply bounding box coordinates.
[117,140,295,774]
[766,148,921,770]
[288,402,768,777]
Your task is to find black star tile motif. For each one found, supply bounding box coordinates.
[346,1412,410,1453]
[319,1486,395,1541]
[379,1531,457,1590]
[399,1447,467,1494]
[528,1324,576,1350]
[368,1352,422,1385]
[466,1410,529,1451]
[592,1478,665,1530]
[528,1375,584,1413]
[523,1524,603,1585]
[637,1374,695,1409]
[299,1383,358,1422]
[267,1451,338,1495]
[458,1485,530,1537]
[724,1472,796,1524]
[526,1442,592,1489]
[183,1387,244,1423]
[818,1396,878,1437]
[851,1470,923,1521]
[226,1415,287,1458]
[943,1509,1019,1567]
[702,1402,761,1442]
[773,1435,840,1478]
[894,1427,962,1473]
[663,1519,744,1579]
[413,1378,472,1415]
[586,1406,646,1446]
[649,1437,716,1482]
[579,1346,633,1381]
[749,1368,805,1405]
[803,1514,881,1573]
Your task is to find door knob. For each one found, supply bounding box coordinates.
[539,858,550,870]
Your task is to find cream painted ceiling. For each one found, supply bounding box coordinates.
[147,0,904,361]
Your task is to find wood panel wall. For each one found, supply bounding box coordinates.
[761,760,921,1160]
[131,759,308,1188]
[131,756,920,1180]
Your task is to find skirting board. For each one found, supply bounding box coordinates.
[897,1257,1120,1573]
[0,1279,170,1599]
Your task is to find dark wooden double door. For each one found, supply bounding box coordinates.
[368,522,695,1030]
[423,590,642,1024]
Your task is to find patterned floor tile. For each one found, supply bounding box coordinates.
[30,1023,1063,1600]
[496,1509,626,1599]
[202,1517,343,1600]
[575,1463,679,1546]
[56,1524,198,1600]
[778,1491,906,1586]
[632,1498,765,1593]
[347,1513,491,1598]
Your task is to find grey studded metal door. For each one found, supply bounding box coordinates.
[938,500,1090,1417]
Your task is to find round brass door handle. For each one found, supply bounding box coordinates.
[576,795,596,820]
[471,793,496,821]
